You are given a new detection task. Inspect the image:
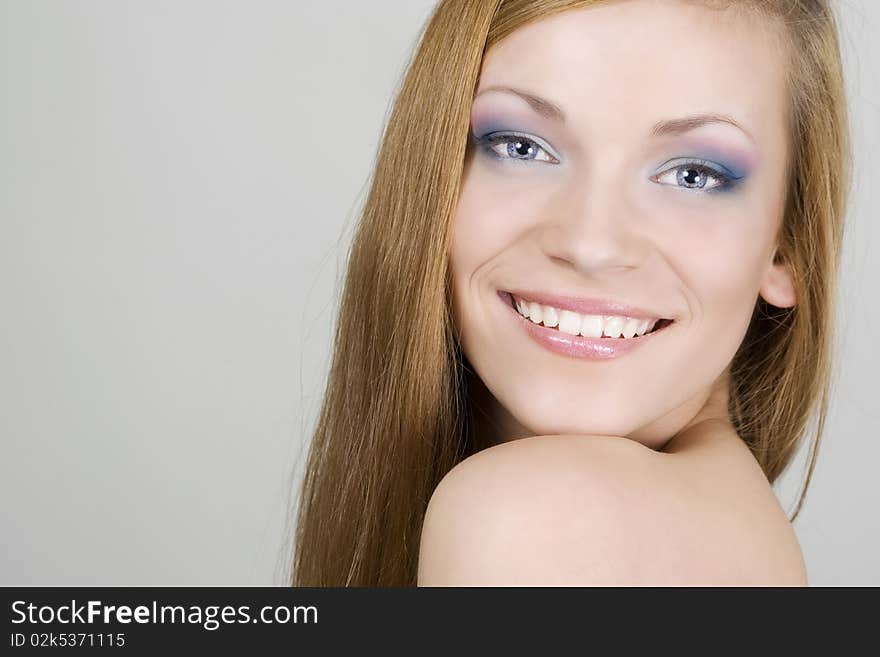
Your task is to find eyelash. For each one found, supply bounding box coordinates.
[475,132,559,165]
[653,158,736,194]
[473,132,739,193]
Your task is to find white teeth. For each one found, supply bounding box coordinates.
[579,315,603,338]
[602,315,624,338]
[621,317,641,339]
[557,310,581,335]
[528,301,543,325]
[512,295,665,339]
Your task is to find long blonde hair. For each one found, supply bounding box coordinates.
[289,0,851,586]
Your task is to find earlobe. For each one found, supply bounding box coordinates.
[759,250,797,308]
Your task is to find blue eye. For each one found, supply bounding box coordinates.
[652,159,742,193]
[471,134,744,194]
[473,131,559,164]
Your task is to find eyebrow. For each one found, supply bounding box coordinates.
[475,85,566,122]
[650,114,755,145]
[473,85,755,144]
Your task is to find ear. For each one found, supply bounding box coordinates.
[759,248,797,308]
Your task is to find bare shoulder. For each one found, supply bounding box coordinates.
[417,430,807,586]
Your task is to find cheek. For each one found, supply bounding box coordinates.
[657,201,771,337]
[449,172,499,333]
[453,166,528,252]
[449,165,538,354]
[449,166,534,294]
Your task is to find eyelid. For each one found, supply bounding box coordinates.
[657,157,740,180]
[652,157,745,194]
[476,130,561,163]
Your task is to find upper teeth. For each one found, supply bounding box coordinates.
[514,296,659,338]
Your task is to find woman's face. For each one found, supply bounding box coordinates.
[449,0,798,450]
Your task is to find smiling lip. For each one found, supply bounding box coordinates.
[497,290,672,360]
[503,289,672,321]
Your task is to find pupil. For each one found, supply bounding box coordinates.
[682,168,702,185]
[513,141,532,157]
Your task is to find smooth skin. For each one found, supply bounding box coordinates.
[418,0,807,585]
[418,372,808,585]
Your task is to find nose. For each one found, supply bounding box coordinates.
[539,169,647,276]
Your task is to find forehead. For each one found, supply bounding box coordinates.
[475,0,790,152]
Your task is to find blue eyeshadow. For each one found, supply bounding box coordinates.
[675,147,750,180]
[469,115,752,194]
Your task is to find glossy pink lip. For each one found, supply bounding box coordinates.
[503,289,672,321]
[497,290,672,360]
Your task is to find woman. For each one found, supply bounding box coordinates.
[290,0,851,586]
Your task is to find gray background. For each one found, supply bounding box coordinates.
[1,0,876,586]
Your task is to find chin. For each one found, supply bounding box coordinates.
[514,407,641,441]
